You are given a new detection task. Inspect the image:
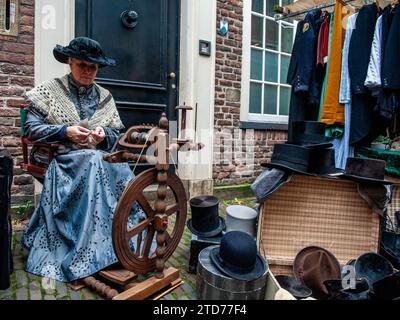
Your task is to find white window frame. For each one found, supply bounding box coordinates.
[241,0,296,124]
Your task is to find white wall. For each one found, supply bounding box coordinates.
[178,0,216,181]
[34,0,74,85]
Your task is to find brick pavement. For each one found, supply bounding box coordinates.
[0,195,255,300]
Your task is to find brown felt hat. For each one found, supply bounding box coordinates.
[293,246,342,299]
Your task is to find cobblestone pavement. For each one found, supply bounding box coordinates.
[0,191,255,301]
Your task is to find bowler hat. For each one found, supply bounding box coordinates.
[340,157,391,184]
[260,144,311,175]
[288,121,333,149]
[354,252,393,288]
[187,195,225,237]
[275,275,312,299]
[293,246,341,299]
[210,231,268,281]
[308,148,343,176]
[53,37,116,67]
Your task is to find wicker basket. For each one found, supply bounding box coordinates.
[257,175,381,276]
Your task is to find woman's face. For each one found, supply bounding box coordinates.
[69,58,99,86]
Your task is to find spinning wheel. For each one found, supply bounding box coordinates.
[113,167,187,274]
[75,109,203,300]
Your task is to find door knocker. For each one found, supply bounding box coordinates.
[121,10,138,29]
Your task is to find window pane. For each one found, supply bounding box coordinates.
[280,55,290,83]
[266,0,279,17]
[251,49,263,80]
[279,87,291,115]
[281,24,293,53]
[264,85,277,115]
[252,0,263,14]
[265,20,278,50]
[265,51,278,82]
[251,15,263,47]
[250,83,262,114]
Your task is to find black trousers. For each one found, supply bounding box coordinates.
[0,151,13,290]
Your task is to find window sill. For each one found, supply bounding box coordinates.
[239,121,288,131]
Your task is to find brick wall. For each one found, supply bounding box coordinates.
[0,0,35,204]
[213,0,287,185]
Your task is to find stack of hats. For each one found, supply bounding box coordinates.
[261,120,392,184]
[289,246,400,300]
[261,121,342,177]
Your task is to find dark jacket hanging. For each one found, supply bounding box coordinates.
[287,9,323,141]
[382,4,400,89]
[348,3,379,146]
[0,150,13,290]
[348,3,379,95]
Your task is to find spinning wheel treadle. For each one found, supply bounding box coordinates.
[112,167,187,275]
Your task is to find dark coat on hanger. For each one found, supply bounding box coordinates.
[287,9,324,141]
[287,9,323,94]
[348,3,379,95]
[348,3,379,146]
[382,4,400,89]
[0,151,13,290]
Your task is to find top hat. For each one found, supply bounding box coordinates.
[275,275,312,299]
[323,279,371,300]
[340,157,391,184]
[210,231,268,281]
[293,246,342,299]
[288,121,333,149]
[260,144,311,175]
[308,148,343,176]
[354,252,394,288]
[53,37,116,68]
[187,195,225,238]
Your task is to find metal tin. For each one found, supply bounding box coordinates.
[196,246,267,300]
[225,205,258,238]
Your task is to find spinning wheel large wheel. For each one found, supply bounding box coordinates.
[112,168,187,275]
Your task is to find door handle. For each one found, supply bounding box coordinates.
[168,72,176,79]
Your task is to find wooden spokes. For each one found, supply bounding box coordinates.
[112,168,187,275]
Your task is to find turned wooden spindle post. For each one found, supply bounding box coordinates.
[154,112,170,279]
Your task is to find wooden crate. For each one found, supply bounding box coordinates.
[257,175,381,276]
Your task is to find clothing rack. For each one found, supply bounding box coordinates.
[273,0,371,21]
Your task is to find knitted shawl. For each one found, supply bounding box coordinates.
[24,75,124,130]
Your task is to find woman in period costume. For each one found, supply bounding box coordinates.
[22,37,146,282]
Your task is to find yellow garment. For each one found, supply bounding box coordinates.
[320,1,346,125]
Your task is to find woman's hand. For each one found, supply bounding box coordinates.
[66,126,91,145]
[90,126,105,146]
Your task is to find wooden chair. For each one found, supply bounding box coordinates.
[20,108,59,181]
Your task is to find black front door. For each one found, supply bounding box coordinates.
[75,0,180,129]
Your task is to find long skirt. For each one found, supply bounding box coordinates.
[22,149,146,282]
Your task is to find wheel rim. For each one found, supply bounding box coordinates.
[112,168,187,274]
